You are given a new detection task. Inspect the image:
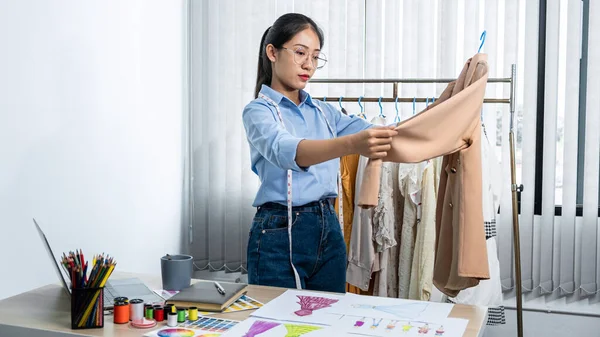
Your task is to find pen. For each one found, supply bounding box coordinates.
[214,281,226,296]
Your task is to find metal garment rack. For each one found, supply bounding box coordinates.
[312,64,524,337]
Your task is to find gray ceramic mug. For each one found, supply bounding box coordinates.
[161,254,193,291]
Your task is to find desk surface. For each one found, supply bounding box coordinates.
[0,272,486,337]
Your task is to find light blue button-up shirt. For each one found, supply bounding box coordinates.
[243,84,373,207]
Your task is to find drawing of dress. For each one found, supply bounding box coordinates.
[435,325,445,336]
[370,318,383,329]
[294,296,339,316]
[386,320,399,331]
[354,317,365,327]
[418,323,430,334]
[283,324,322,337]
[402,322,413,332]
[243,320,280,337]
[351,302,429,319]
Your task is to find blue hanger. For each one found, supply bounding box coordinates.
[378,97,386,118]
[432,97,436,104]
[323,97,326,102]
[426,97,430,107]
[412,97,416,115]
[394,97,400,123]
[339,96,343,110]
[358,96,365,119]
[478,30,486,53]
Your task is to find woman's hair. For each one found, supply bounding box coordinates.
[254,13,324,98]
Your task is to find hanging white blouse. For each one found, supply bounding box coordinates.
[372,161,402,298]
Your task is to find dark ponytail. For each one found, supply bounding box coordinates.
[255,27,273,98]
[254,13,324,98]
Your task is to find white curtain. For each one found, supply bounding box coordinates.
[189,0,600,309]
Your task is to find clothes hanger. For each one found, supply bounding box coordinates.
[412,96,416,115]
[479,30,488,131]
[378,96,386,118]
[478,30,486,53]
[339,96,347,115]
[358,96,366,119]
[394,97,400,123]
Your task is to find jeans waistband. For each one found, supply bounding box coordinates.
[258,198,335,212]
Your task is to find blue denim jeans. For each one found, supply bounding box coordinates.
[246,199,347,293]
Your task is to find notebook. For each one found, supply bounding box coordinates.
[166,280,248,312]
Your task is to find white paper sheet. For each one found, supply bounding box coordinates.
[250,289,345,325]
[321,293,454,322]
[220,317,351,337]
[331,315,469,337]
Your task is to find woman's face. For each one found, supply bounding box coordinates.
[267,28,321,92]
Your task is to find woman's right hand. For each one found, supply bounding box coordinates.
[349,126,398,159]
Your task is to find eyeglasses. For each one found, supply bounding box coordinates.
[280,46,327,69]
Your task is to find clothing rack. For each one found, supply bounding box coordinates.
[312,64,524,337]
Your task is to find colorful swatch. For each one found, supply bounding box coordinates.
[156,328,196,337]
[177,316,238,333]
[198,295,264,315]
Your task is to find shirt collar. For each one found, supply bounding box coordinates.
[259,84,316,108]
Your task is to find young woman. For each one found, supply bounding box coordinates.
[242,13,397,293]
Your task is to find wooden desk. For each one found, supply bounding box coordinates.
[0,272,486,337]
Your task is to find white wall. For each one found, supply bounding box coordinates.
[0,0,187,300]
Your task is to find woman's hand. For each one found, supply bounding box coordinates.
[349,126,398,159]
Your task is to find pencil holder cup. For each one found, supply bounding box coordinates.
[161,254,193,291]
[71,287,104,329]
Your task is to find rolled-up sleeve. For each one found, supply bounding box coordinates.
[243,101,307,172]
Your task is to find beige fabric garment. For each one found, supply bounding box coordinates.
[356,53,490,295]
[408,157,442,300]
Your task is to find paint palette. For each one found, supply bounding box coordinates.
[178,316,239,333]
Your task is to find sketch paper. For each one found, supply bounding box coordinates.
[220,317,350,337]
[331,316,469,337]
[250,289,345,325]
[322,293,453,322]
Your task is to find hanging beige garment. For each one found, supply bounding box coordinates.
[409,157,442,300]
[356,53,490,295]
